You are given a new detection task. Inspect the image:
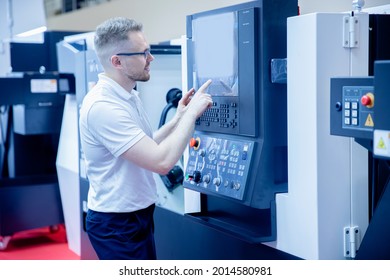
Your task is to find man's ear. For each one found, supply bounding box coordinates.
[111,55,122,68]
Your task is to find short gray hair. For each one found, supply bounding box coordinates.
[94,17,143,66]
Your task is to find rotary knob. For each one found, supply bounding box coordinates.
[192,171,202,183]
[187,171,202,183]
[202,174,211,184]
[213,177,222,186]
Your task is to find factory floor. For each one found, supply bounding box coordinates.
[0,224,80,260]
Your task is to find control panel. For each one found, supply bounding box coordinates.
[196,100,239,133]
[342,86,375,131]
[181,0,295,242]
[330,77,374,140]
[184,132,254,201]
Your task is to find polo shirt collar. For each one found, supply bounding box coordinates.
[98,73,138,100]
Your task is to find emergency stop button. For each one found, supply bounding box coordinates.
[189,137,200,150]
[361,93,374,108]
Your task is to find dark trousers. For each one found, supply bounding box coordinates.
[86,204,156,260]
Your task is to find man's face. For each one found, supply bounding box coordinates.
[117,31,154,83]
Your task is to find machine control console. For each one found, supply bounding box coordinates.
[342,86,375,131]
[330,77,374,140]
[184,133,254,201]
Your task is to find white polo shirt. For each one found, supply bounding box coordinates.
[79,73,157,213]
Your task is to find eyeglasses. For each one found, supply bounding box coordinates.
[116,49,151,59]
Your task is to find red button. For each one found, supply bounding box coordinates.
[189,138,198,148]
[361,95,371,106]
[360,93,374,108]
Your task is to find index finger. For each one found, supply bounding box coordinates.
[198,79,212,92]
[183,88,195,98]
[181,88,195,103]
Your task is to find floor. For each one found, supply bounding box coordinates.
[0,224,80,260]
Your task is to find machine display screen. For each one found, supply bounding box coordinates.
[192,12,238,97]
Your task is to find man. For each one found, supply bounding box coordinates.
[79,17,212,259]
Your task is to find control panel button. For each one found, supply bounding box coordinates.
[360,92,374,108]
[213,177,222,186]
[189,137,200,150]
[203,174,211,184]
[232,182,241,190]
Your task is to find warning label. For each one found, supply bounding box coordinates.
[364,114,374,127]
[376,137,386,150]
[374,130,390,158]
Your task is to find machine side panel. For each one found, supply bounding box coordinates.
[271,13,369,260]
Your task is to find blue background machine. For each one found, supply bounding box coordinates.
[0,31,76,249]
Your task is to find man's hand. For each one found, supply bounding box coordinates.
[177,80,213,119]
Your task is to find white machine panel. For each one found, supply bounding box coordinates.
[264,12,369,259]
